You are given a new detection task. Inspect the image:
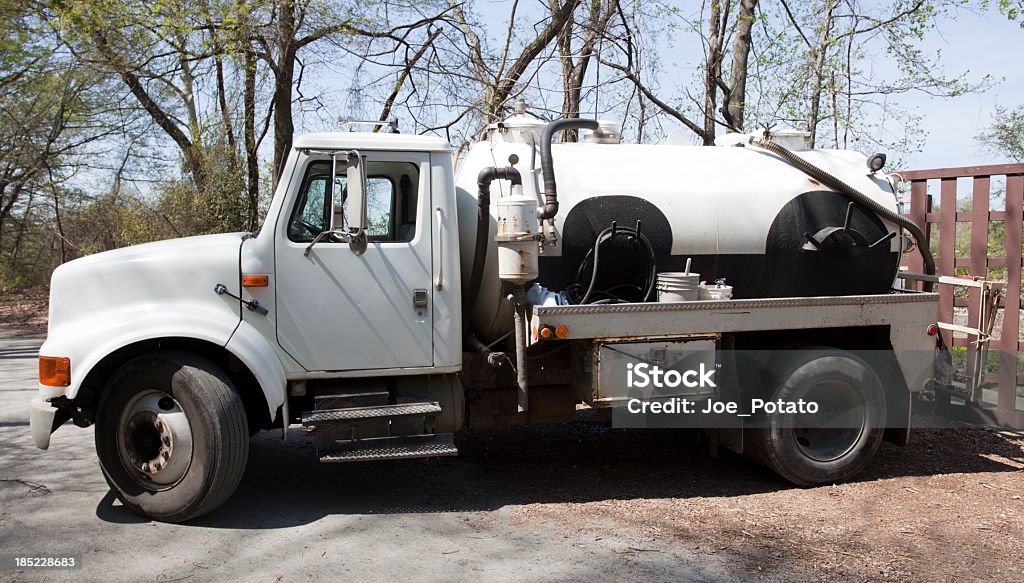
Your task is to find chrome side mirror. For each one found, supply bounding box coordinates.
[346,150,368,227]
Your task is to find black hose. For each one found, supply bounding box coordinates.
[751,138,935,292]
[465,166,522,320]
[539,118,600,221]
[567,223,657,304]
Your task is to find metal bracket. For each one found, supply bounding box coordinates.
[214,283,269,316]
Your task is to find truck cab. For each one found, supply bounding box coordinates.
[32,131,465,521]
[242,133,462,375]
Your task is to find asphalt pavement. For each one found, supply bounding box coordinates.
[0,326,736,583]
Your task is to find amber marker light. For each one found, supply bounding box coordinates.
[39,356,71,387]
[242,274,270,288]
[555,325,570,339]
[539,326,554,341]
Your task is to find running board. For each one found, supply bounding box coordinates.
[318,433,458,462]
[302,402,442,426]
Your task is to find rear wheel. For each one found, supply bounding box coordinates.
[747,348,885,486]
[95,351,249,522]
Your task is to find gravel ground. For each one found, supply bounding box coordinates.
[1,298,1023,582]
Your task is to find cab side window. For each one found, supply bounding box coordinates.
[288,163,332,242]
[288,160,420,243]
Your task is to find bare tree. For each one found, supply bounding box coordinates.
[555,0,617,140]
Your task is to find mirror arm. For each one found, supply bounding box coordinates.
[303,228,348,257]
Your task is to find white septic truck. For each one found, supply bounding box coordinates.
[30,112,941,522]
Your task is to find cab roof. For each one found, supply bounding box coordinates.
[293,132,451,153]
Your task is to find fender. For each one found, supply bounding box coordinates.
[225,319,287,418]
[40,305,283,419]
[40,305,235,398]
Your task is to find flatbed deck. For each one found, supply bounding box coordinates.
[530,292,939,346]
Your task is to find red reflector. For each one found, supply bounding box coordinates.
[39,356,71,387]
[926,324,939,336]
[242,275,269,288]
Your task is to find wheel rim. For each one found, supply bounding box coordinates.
[116,390,194,488]
[790,379,867,463]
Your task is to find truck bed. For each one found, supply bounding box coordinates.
[529,292,939,344]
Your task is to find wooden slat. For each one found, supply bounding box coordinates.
[927,211,1012,222]
[939,178,957,348]
[905,179,928,275]
[899,163,1024,180]
[1000,174,1024,413]
[967,177,991,387]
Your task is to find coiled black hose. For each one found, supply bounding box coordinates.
[565,223,657,304]
[751,138,935,292]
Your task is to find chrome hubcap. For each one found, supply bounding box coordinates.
[117,390,193,487]
[791,379,867,462]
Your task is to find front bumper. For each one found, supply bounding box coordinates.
[29,394,57,450]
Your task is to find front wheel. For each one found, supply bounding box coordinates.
[746,348,886,486]
[95,351,249,522]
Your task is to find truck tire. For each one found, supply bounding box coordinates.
[746,348,885,486]
[95,351,249,522]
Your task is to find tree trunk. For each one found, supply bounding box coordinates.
[726,0,758,132]
[557,5,578,141]
[244,46,260,231]
[703,1,727,145]
[558,1,616,142]
[272,1,298,188]
[807,0,838,149]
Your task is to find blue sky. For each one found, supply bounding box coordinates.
[900,7,1024,170]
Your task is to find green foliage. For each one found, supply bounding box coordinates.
[156,141,251,236]
[0,0,116,288]
[997,0,1024,25]
[976,104,1024,162]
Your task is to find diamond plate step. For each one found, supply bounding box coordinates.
[301,402,442,427]
[319,433,458,462]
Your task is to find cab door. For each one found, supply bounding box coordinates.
[275,151,433,371]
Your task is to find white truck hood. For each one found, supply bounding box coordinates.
[47,233,245,337]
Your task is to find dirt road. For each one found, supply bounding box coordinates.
[1,324,1022,582]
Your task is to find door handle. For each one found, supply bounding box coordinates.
[435,206,444,290]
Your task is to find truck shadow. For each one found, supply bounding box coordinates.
[95,411,1024,529]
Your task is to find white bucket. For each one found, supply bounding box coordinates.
[698,283,734,300]
[657,272,700,302]
[659,288,699,302]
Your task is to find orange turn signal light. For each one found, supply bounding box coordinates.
[39,356,71,387]
[242,274,269,288]
[539,326,554,340]
[555,325,570,340]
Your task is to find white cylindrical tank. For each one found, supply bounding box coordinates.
[455,115,903,342]
[494,184,540,284]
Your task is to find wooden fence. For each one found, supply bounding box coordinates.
[901,162,1024,428]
